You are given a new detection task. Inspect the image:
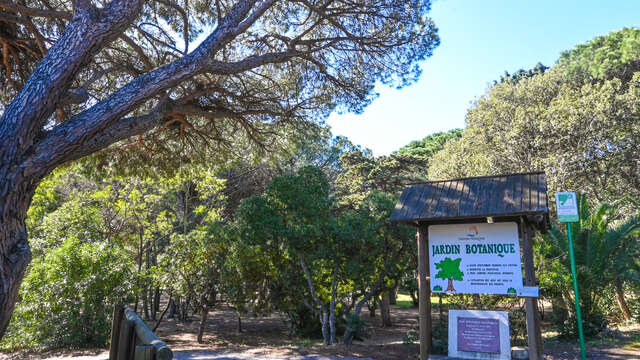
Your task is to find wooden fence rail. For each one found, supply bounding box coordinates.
[109,304,173,360]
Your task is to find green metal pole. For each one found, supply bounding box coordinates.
[566,222,586,360]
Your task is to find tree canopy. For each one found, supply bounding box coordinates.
[0,0,440,338]
[429,27,640,212]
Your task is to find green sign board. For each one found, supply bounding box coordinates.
[555,192,578,223]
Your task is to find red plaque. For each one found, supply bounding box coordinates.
[457,317,500,353]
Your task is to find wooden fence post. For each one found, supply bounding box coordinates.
[117,318,135,360]
[417,224,432,360]
[109,304,124,360]
[124,307,173,360]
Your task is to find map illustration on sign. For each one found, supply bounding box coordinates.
[435,257,464,292]
[429,222,524,295]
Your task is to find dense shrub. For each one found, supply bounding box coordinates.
[1,239,135,350]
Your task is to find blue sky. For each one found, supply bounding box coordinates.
[326,0,640,156]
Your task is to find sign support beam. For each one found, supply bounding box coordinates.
[417,225,431,360]
[555,192,586,360]
[522,222,543,360]
[567,222,587,360]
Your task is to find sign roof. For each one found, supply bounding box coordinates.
[391,172,549,231]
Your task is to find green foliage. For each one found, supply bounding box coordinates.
[394,129,462,158]
[235,166,334,336]
[236,168,414,340]
[345,314,369,341]
[2,239,135,350]
[538,195,640,337]
[496,62,549,84]
[429,57,640,213]
[426,29,640,334]
[336,130,462,209]
[559,27,640,81]
[336,150,429,208]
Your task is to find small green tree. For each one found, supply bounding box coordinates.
[236,166,336,344]
[435,257,464,292]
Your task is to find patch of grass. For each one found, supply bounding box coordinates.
[396,293,416,308]
[395,293,451,308]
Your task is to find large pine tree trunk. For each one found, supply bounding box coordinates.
[0,3,145,337]
[0,178,35,338]
[0,0,272,342]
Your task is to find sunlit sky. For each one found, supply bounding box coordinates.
[326,0,640,156]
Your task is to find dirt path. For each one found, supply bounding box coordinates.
[171,351,371,360]
[3,303,638,360]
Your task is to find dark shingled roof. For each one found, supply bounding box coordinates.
[391,172,549,229]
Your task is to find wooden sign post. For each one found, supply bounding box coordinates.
[417,225,431,360]
[392,172,550,360]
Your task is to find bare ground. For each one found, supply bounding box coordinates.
[2,303,638,359]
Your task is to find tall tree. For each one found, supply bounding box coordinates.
[0,0,439,336]
[236,166,335,343]
[429,29,640,211]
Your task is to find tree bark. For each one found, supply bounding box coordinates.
[0,4,285,339]
[168,297,176,319]
[615,281,632,321]
[152,293,172,332]
[343,274,386,345]
[197,302,208,344]
[0,0,428,341]
[379,291,392,327]
[329,264,339,344]
[144,241,151,320]
[321,310,329,346]
[134,228,143,313]
[298,252,330,345]
[0,189,33,339]
[389,283,398,305]
[368,297,377,318]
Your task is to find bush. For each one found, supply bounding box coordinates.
[284,306,323,338]
[1,238,135,350]
[538,198,640,338]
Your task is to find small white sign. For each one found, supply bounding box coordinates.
[429,222,523,295]
[555,192,579,222]
[517,286,539,298]
[449,310,511,360]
